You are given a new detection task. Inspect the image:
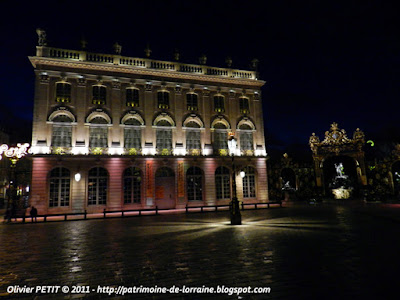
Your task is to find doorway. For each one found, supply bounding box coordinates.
[155,167,176,209]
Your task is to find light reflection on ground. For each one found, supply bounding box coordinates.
[1,204,400,299]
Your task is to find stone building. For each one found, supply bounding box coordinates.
[29,32,268,214]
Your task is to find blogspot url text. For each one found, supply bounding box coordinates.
[7,285,271,296]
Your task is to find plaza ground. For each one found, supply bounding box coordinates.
[1,201,400,299]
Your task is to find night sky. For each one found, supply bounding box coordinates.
[1,1,399,157]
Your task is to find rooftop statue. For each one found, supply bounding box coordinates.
[36,28,47,46]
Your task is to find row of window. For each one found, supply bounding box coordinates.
[55,83,250,113]
[52,124,254,151]
[49,166,257,207]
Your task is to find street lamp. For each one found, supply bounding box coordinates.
[227,133,241,225]
[74,172,81,182]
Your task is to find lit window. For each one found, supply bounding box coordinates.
[49,167,70,207]
[51,115,72,147]
[158,91,169,109]
[187,167,203,201]
[92,85,107,105]
[88,167,108,205]
[242,166,256,198]
[186,93,198,111]
[126,88,139,107]
[52,126,72,148]
[156,120,172,152]
[213,123,228,151]
[239,97,250,114]
[89,117,108,148]
[124,128,141,150]
[185,121,201,150]
[55,82,71,103]
[214,95,225,113]
[215,166,230,200]
[123,167,141,204]
[240,124,253,151]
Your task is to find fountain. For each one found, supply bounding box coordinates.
[330,162,352,199]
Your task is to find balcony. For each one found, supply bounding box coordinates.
[50,147,71,155]
[125,148,142,155]
[89,147,108,155]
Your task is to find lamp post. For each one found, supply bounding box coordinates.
[228,133,241,225]
[0,143,31,215]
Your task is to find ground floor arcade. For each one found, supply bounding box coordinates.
[29,156,269,214]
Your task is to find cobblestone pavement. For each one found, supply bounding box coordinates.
[1,202,400,299]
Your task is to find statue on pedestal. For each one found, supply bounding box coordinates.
[36,28,47,46]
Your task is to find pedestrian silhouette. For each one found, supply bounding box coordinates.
[30,206,38,223]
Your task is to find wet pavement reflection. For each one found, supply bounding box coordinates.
[1,203,400,299]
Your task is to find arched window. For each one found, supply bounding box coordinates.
[214,95,225,113]
[92,85,107,105]
[55,82,71,103]
[213,122,228,151]
[123,167,142,204]
[124,118,142,150]
[242,166,256,198]
[89,116,108,148]
[239,124,253,151]
[239,97,250,114]
[126,88,139,107]
[186,93,198,111]
[215,166,230,200]
[49,167,70,207]
[187,167,203,201]
[185,121,201,150]
[51,115,72,147]
[156,119,172,153]
[88,167,108,205]
[157,91,169,109]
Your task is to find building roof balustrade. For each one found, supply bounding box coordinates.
[35,46,258,81]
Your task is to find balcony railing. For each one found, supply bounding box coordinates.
[125,148,141,155]
[50,146,71,155]
[37,46,258,80]
[89,147,108,155]
[187,149,202,156]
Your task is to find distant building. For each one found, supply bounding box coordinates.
[29,32,268,214]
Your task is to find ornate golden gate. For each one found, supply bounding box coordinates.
[309,122,367,195]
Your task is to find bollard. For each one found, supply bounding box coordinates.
[185,204,188,213]
[215,206,218,211]
[155,206,158,215]
[64,214,67,221]
[22,216,25,223]
[122,211,124,218]
[103,209,106,218]
[255,203,258,209]
[241,202,244,211]
[201,206,203,212]
[139,210,142,216]
[84,210,87,220]
[44,215,47,222]
[267,203,270,208]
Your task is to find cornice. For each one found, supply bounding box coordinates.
[28,57,266,88]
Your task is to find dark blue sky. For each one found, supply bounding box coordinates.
[1,1,399,153]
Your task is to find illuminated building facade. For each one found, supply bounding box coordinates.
[29,35,268,214]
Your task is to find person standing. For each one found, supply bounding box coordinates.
[30,206,38,222]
